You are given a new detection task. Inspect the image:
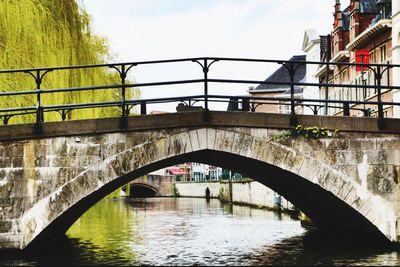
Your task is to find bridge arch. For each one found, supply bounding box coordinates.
[8,128,398,249]
[129,183,158,198]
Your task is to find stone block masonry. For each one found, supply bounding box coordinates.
[0,112,399,249]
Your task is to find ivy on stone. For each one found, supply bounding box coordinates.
[272,125,339,141]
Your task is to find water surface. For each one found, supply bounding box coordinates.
[1,197,399,266]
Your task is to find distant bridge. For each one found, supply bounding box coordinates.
[0,57,400,250]
[129,175,176,197]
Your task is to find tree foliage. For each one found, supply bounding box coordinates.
[0,0,140,124]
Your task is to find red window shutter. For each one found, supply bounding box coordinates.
[355,50,370,72]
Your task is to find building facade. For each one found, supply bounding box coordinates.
[392,0,400,116]
[315,0,395,117]
[301,29,324,115]
[248,29,325,116]
[248,55,307,114]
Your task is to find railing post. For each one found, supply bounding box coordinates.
[324,34,331,116]
[242,97,250,111]
[109,63,136,129]
[324,62,330,115]
[203,58,209,111]
[1,115,11,125]
[376,65,385,129]
[140,101,147,115]
[192,58,218,122]
[120,64,128,129]
[230,97,238,111]
[289,62,297,126]
[120,64,126,117]
[343,102,350,116]
[34,70,43,135]
[23,69,53,134]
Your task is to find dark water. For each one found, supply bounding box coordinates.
[1,197,399,266]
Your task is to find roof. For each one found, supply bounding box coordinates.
[360,0,380,13]
[342,7,350,31]
[370,0,392,25]
[376,0,391,4]
[282,87,304,96]
[302,29,319,52]
[252,55,306,91]
[340,1,381,31]
[166,167,186,176]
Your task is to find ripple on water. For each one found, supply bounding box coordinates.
[2,197,400,266]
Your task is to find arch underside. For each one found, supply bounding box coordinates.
[129,183,158,198]
[27,148,390,251]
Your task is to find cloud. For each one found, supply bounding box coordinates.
[83,0,333,58]
[81,0,338,112]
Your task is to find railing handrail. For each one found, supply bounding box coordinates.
[0,56,398,131]
[0,56,398,74]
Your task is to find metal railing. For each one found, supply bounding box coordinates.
[0,56,399,133]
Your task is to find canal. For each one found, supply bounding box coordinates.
[1,197,399,266]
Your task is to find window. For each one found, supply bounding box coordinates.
[370,50,375,64]
[333,33,339,55]
[350,16,355,40]
[279,103,290,114]
[379,45,389,88]
[381,4,392,19]
[335,91,339,113]
[342,69,348,82]
[327,94,331,115]
[350,81,356,102]
[380,45,387,63]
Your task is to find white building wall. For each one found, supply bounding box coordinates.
[174,180,296,212]
[192,162,208,181]
[392,0,400,117]
[302,29,321,115]
[231,181,277,208]
[230,181,295,211]
[174,182,220,198]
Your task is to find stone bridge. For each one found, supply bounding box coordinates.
[1,111,400,250]
[129,175,176,197]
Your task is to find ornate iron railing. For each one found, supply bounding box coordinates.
[0,57,399,133]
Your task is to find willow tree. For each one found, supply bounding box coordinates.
[0,0,140,124]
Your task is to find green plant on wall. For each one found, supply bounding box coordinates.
[272,125,339,141]
[0,0,141,124]
[218,187,224,199]
[171,184,180,197]
[292,125,330,138]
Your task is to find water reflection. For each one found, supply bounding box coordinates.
[250,230,399,266]
[1,197,399,266]
[119,198,303,266]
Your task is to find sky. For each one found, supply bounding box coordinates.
[80,0,350,112]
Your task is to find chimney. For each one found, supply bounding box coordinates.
[334,0,343,29]
[335,0,341,12]
[354,0,360,10]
